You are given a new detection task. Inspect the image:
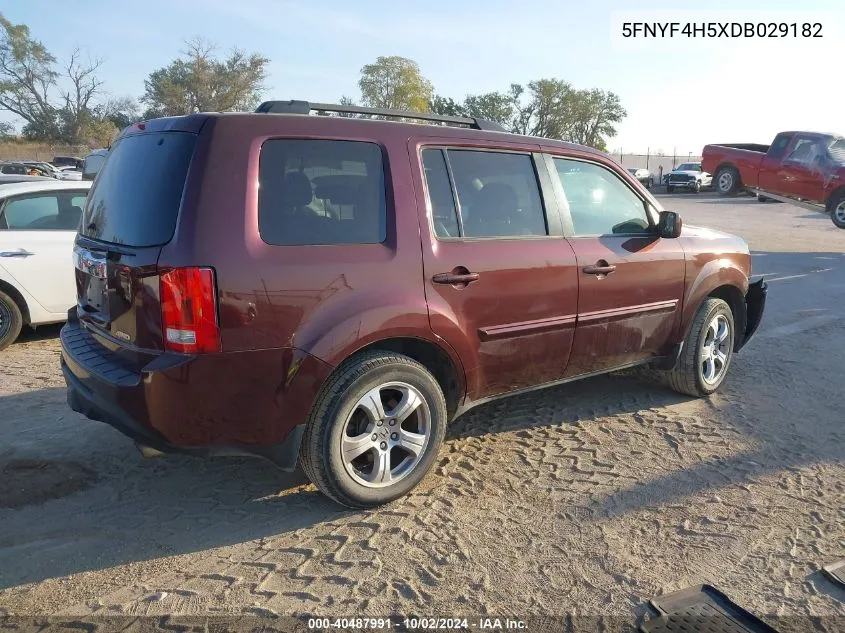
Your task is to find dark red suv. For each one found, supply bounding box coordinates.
[61,100,766,508]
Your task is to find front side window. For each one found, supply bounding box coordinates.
[259,139,386,246]
[1,192,87,230]
[553,159,651,237]
[786,137,824,165]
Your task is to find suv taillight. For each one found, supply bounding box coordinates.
[159,267,221,354]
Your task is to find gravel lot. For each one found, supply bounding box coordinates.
[1,192,844,630]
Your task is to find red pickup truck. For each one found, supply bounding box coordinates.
[702,131,845,228]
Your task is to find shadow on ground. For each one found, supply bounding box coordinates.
[0,368,690,589]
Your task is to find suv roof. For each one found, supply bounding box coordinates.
[116,99,608,161]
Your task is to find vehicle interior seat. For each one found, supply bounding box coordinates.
[465,182,528,237]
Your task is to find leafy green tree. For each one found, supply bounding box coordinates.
[0,13,113,144]
[358,56,432,112]
[429,95,465,117]
[141,38,269,118]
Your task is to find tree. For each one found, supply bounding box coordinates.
[358,56,432,112]
[141,38,269,118]
[566,88,626,151]
[0,120,13,139]
[463,89,519,128]
[58,49,104,142]
[429,95,465,117]
[0,13,60,139]
[0,13,112,143]
[96,95,139,130]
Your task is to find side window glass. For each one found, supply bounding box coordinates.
[786,138,822,165]
[3,193,84,231]
[553,159,651,237]
[768,135,791,159]
[446,150,547,238]
[258,139,387,246]
[421,149,459,238]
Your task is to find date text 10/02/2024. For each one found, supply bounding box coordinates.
[307,617,527,630]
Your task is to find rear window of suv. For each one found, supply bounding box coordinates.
[258,139,387,246]
[80,132,197,247]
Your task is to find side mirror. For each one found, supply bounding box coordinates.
[658,210,683,238]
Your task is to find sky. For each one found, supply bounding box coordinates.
[2,0,844,155]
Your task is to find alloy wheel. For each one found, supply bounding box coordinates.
[718,172,733,192]
[834,200,845,224]
[341,382,431,488]
[700,314,732,384]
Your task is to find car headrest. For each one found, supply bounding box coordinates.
[475,182,518,218]
[282,172,313,207]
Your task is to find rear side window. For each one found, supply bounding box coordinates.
[421,148,547,239]
[2,192,87,231]
[81,132,197,247]
[421,149,460,238]
[768,134,791,159]
[258,139,386,246]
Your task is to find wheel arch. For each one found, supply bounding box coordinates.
[824,185,845,210]
[680,264,749,352]
[0,278,30,326]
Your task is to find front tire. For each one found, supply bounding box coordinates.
[715,166,741,196]
[666,185,675,193]
[693,180,701,193]
[300,350,447,509]
[0,291,23,351]
[828,191,845,229]
[666,298,735,397]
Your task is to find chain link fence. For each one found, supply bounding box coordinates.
[609,151,703,185]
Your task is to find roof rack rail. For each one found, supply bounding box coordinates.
[254,100,508,133]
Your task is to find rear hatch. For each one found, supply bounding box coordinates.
[73,127,200,352]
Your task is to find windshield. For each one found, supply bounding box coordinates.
[676,163,701,171]
[81,131,197,247]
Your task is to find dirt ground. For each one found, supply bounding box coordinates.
[1,192,844,631]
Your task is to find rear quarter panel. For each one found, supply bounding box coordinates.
[168,116,434,362]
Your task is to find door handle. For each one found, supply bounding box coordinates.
[0,250,35,258]
[432,272,480,285]
[583,263,616,275]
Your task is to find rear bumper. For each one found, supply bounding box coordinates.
[737,277,767,351]
[60,313,331,470]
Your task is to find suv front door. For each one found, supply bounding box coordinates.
[411,139,579,400]
[547,155,685,376]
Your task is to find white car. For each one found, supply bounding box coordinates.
[0,180,92,349]
[664,162,713,194]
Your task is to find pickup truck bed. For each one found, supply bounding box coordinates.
[702,131,845,228]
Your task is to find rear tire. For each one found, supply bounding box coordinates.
[0,290,23,351]
[715,166,741,196]
[300,350,447,509]
[665,298,735,397]
[828,191,845,229]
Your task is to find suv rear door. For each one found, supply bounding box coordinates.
[546,154,685,376]
[410,137,579,400]
[73,127,199,350]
